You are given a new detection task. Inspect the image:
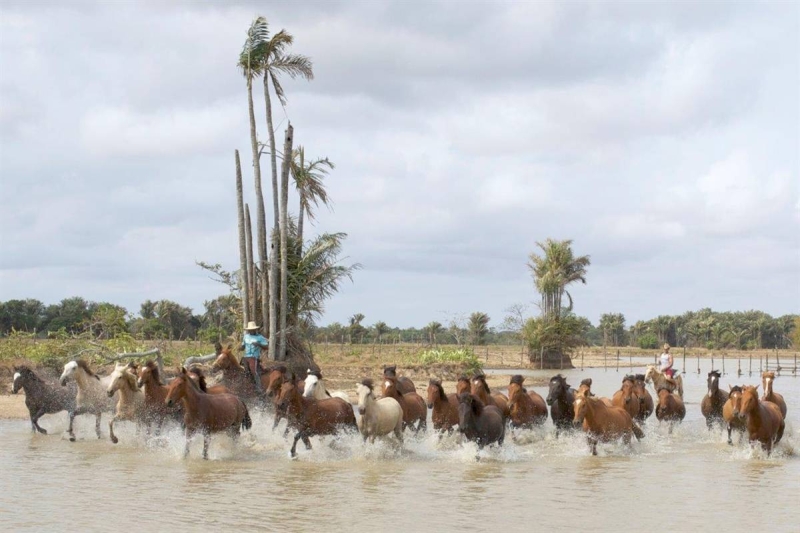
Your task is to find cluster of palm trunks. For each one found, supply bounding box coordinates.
[10,355,788,459]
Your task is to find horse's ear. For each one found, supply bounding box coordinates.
[754,384,759,391]
[226,343,233,350]
[728,384,733,391]
[181,367,188,375]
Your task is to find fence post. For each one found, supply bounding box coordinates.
[560,351,563,370]
[749,351,752,376]
[581,350,584,371]
[616,349,619,372]
[697,352,700,374]
[738,356,741,377]
[759,351,763,374]
[629,351,632,372]
[722,351,725,375]
[711,353,714,373]
[794,352,797,376]
[604,350,607,372]
[683,346,686,372]
[540,346,544,369]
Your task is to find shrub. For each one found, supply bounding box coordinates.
[418,347,482,374]
[638,333,659,350]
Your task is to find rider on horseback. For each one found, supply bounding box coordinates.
[241,321,268,395]
[659,343,675,378]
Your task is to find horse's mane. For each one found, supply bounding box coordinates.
[144,360,160,383]
[709,370,721,378]
[15,366,43,382]
[729,385,742,394]
[188,366,209,392]
[622,375,635,384]
[580,378,592,387]
[510,374,525,386]
[118,368,138,391]
[457,375,469,384]
[762,371,776,379]
[472,374,491,394]
[383,365,397,378]
[361,378,374,391]
[459,393,484,416]
[75,360,100,380]
[656,385,672,394]
[429,379,446,402]
[634,374,645,382]
[308,369,323,380]
[269,364,288,374]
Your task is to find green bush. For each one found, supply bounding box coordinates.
[417,347,482,374]
[638,333,659,349]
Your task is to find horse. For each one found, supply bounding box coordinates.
[470,373,509,418]
[136,360,181,435]
[303,370,350,403]
[700,370,729,430]
[276,376,357,459]
[211,344,270,401]
[546,374,575,436]
[506,375,547,430]
[12,365,75,434]
[578,378,613,407]
[612,375,640,420]
[60,360,115,442]
[426,379,460,434]
[722,385,746,445]
[457,393,505,450]
[383,365,416,394]
[632,374,653,422]
[732,385,785,455]
[264,364,305,434]
[165,367,251,459]
[456,375,471,395]
[655,387,686,433]
[382,375,427,432]
[761,372,787,419]
[645,365,683,398]
[356,379,403,444]
[572,388,644,456]
[187,366,233,395]
[106,362,146,444]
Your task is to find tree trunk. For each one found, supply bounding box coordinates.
[264,75,279,362]
[235,150,249,325]
[278,124,294,361]
[244,205,257,323]
[296,150,305,256]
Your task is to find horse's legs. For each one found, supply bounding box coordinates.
[727,424,733,445]
[290,430,307,458]
[32,406,48,434]
[183,428,193,459]
[302,436,312,450]
[67,408,79,442]
[109,415,119,444]
[202,433,210,460]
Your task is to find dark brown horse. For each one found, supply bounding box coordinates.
[382,376,427,432]
[470,374,509,418]
[12,365,76,434]
[507,375,547,430]
[732,385,785,454]
[136,361,182,436]
[426,379,459,434]
[573,388,644,455]
[383,365,416,394]
[456,375,471,395]
[546,374,575,436]
[632,374,653,422]
[700,370,728,430]
[277,377,357,459]
[457,393,505,449]
[612,375,640,420]
[165,368,252,459]
[761,372,787,419]
[722,385,746,445]
[655,387,686,433]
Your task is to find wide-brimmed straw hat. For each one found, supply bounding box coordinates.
[245,321,260,331]
[663,343,670,351]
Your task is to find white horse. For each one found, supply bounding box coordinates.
[303,371,350,403]
[60,360,115,442]
[645,365,684,398]
[355,379,403,444]
[106,362,146,444]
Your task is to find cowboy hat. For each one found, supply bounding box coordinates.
[245,321,260,331]
[663,343,670,351]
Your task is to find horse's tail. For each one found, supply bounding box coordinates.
[241,404,253,431]
[632,421,645,441]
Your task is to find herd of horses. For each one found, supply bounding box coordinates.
[9,351,790,459]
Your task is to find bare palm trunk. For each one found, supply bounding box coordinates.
[235,150,249,325]
[264,76,279,361]
[296,150,305,256]
[245,205,256,322]
[278,124,294,361]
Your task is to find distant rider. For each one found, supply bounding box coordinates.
[659,343,675,378]
[240,321,268,394]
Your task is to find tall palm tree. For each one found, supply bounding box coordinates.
[468,312,490,346]
[426,321,443,345]
[291,146,333,252]
[527,239,590,320]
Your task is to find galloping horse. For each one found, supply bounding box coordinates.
[632,374,653,421]
[645,365,683,398]
[426,379,460,434]
[761,372,787,419]
[546,374,575,437]
[700,370,728,430]
[382,375,427,432]
[165,367,251,459]
[722,385,746,445]
[655,387,686,433]
[457,393,505,449]
[60,360,115,442]
[12,365,75,434]
[506,375,547,430]
[611,375,640,420]
[188,367,232,394]
[356,379,403,444]
[303,370,349,403]
[277,377,356,459]
[137,360,181,435]
[573,388,644,455]
[383,365,416,394]
[470,374,509,419]
[732,385,784,454]
[578,378,613,407]
[106,362,145,444]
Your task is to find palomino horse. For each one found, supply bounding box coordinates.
[303,370,349,403]
[456,375,471,395]
[572,388,644,455]
[546,374,575,436]
[165,367,252,459]
[645,365,683,398]
[700,370,728,430]
[426,379,460,434]
[761,372,787,419]
[506,375,547,430]
[612,375,640,420]
[106,362,145,444]
[457,393,505,449]
[655,387,686,434]
[12,365,75,434]
[722,385,746,445]
[382,376,427,432]
[211,344,270,401]
[632,374,653,422]
[356,379,403,444]
[383,365,416,394]
[60,360,115,442]
[277,377,357,459]
[136,360,181,435]
[470,374,509,419]
[732,385,785,454]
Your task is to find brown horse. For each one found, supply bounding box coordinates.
[211,344,270,401]
[165,368,252,459]
[632,374,653,422]
[426,379,459,434]
[456,375,471,396]
[573,388,644,455]
[578,378,613,407]
[383,365,416,394]
[722,385,746,445]
[507,375,547,430]
[612,375,640,420]
[383,376,427,432]
[655,387,686,433]
[732,385,785,454]
[457,393,505,450]
[700,370,728,430]
[277,377,357,458]
[761,372,787,419]
[187,366,232,395]
[470,374,509,419]
[136,361,182,436]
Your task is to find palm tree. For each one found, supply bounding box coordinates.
[291,146,333,252]
[468,312,490,346]
[348,313,366,344]
[527,239,590,319]
[426,321,443,345]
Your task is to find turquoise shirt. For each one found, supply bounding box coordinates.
[242,333,268,359]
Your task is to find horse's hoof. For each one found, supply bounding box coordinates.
[110,436,119,444]
[38,429,48,435]
[288,452,298,460]
[69,435,76,442]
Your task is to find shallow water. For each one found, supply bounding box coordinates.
[2,360,798,532]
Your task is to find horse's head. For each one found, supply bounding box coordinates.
[303,371,322,399]
[187,367,210,392]
[108,363,131,397]
[11,366,36,394]
[644,365,656,384]
[426,379,445,409]
[507,375,525,411]
[577,378,593,397]
[728,385,743,413]
[470,374,490,397]
[707,370,721,397]
[265,365,288,398]
[632,375,647,408]
[383,365,398,378]
[211,347,240,372]
[59,360,79,386]
[277,377,299,412]
[620,376,635,405]
[655,387,674,417]
[165,368,191,407]
[546,374,568,406]
[734,385,759,419]
[456,393,480,430]
[356,379,374,415]
[761,371,776,396]
[137,361,160,388]
[456,375,471,396]
[572,389,589,427]
[382,375,399,398]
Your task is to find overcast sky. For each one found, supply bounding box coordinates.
[0,1,798,328]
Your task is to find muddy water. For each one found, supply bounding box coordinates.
[2,360,798,532]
